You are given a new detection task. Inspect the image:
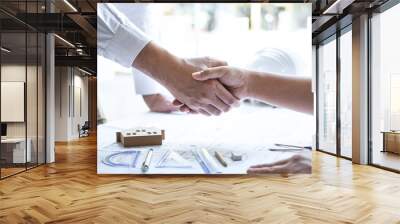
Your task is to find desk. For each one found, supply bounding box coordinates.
[382,131,400,154]
[1,138,31,165]
[97,104,313,174]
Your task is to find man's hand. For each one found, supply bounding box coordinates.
[247,154,311,175]
[142,94,179,113]
[133,42,239,116]
[164,58,240,116]
[191,65,314,115]
[192,66,250,100]
[175,66,247,114]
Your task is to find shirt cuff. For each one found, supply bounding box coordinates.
[133,68,161,95]
[105,23,150,68]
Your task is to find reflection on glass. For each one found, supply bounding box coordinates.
[38,33,46,165]
[340,30,352,158]
[27,31,38,169]
[26,0,41,169]
[390,74,400,131]
[1,31,27,177]
[318,38,337,154]
[371,4,400,171]
[0,1,47,178]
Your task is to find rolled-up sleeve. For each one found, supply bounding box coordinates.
[97,4,151,67]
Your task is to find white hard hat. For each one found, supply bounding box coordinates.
[247,47,297,75]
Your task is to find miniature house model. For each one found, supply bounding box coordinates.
[116,127,165,147]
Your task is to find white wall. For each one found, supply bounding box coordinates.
[55,66,68,141]
[1,65,39,138]
[71,73,89,138]
[55,67,89,141]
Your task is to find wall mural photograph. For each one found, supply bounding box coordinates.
[97,3,313,175]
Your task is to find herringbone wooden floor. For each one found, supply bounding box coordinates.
[1,135,400,224]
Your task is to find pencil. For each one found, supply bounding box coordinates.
[214,151,227,167]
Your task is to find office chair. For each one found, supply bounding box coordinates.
[79,121,90,138]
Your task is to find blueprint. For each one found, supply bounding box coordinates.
[97,105,313,174]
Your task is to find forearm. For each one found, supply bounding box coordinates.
[132,41,184,86]
[246,72,314,114]
[133,42,239,115]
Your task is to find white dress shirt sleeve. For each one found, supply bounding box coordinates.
[132,67,162,95]
[97,3,151,68]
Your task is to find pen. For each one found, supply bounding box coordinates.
[269,148,305,152]
[274,143,312,150]
[142,148,153,173]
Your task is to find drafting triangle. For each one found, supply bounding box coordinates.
[156,150,192,168]
[102,151,140,168]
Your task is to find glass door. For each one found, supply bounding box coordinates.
[339,27,352,158]
[370,3,400,171]
[317,36,337,154]
[0,0,47,179]
[1,30,28,178]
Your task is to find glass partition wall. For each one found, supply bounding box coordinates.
[316,27,353,159]
[316,0,400,171]
[370,3,400,172]
[0,1,46,179]
[0,30,28,177]
[339,27,352,159]
[317,35,337,155]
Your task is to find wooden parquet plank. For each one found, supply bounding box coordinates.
[1,135,400,224]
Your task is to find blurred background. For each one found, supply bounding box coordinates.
[97,3,312,122]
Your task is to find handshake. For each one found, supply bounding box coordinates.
[171,58,248,116]
[133,42,313,174]
[134,42,253,116]
[134,42,313,115]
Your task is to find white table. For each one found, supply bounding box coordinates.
[97,104,313,174]
[1,138,31,163]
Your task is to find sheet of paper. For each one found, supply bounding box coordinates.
[97,105,312,174]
